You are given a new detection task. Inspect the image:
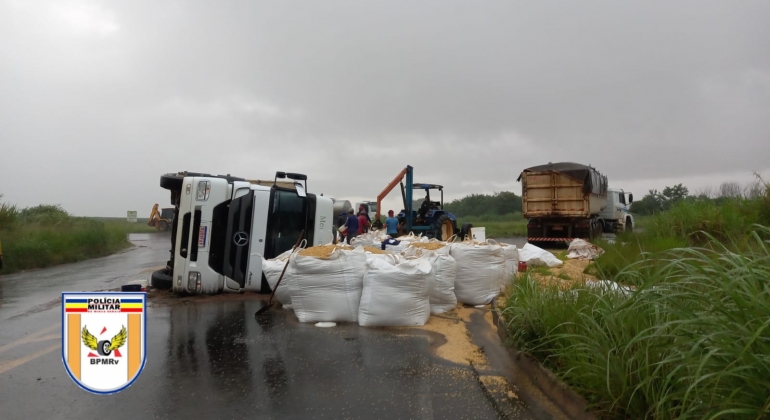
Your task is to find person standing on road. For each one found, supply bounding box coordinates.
[358,210,370,235]
[345,209,359,245]
[336,211,348,243]
[385,210,399,238]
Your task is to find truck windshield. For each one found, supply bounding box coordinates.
[266,189,308,258]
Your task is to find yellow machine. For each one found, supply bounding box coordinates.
[147,203,175,231]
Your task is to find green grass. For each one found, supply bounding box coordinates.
[502,228,770,419]
[461,213,528,237]
[0,202,160,274]
[590,195,770,281]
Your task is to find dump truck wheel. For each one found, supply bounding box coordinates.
[459,223,473,241]
[160,174,183,191]
[625,218,633,233]
[157,221,169,231]
[151,268,173,290]
[97,340,112,356]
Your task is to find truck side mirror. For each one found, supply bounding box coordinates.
[629,194,634,203]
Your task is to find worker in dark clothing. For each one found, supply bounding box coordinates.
[336,211,348,243]
[344,209,359,245]
[418,195,430,221]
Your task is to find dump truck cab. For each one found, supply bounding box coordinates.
[600,189,635,233]
[152,171,333,294]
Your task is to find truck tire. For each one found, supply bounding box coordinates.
[433,214,455,241]
[151,268,173,290]
[97,340,112,356]
[160,174,183,191]
[157,220,169,231]
[625,217,633,233]
[459,223,473,241]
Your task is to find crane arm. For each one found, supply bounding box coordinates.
[375,167,410,221]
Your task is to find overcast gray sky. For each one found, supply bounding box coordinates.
[1,0,768,217]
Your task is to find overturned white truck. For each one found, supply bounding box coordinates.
[151,171,334,294]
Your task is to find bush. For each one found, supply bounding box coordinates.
[0,196,158,274]
[502,228,770,419]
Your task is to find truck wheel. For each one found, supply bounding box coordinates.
[459,223,473,241]
[157,220,169,231]
[151,268,173,290]
[625,218,633,233]
[160,174,183,191]
[97,340,112,356]
[432,214,454,241]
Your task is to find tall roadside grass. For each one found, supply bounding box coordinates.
[502,228,770,419]
[462,212,528,237]
[591,192,770,281]
[0,202,158,275]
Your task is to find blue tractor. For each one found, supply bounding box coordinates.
[373,165,472,241]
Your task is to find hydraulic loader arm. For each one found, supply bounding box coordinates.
[147,203,160,226]
[375,166,412,221]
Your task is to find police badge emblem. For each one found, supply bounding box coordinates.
[62,292,146,394]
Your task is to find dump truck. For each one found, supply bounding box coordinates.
[151,171,334,294]
[518,162,610,245]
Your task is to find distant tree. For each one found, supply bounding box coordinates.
[718,182,742,198]
[445,191,522,217]
[630,189,663,215]
[744,181,764,199]
[630,184,689,214]
[659,184,689,209]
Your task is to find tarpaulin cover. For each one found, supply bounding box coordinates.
[518,162,608,195]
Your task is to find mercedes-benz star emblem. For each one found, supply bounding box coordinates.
[233,231,249,246]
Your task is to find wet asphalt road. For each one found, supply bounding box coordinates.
[0,233,569,420]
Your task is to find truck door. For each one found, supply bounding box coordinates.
[264,189,309,259]
[222,191,255,289]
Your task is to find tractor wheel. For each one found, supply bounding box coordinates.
[459,223,473,241]
[157,220,169,231]
[433,214,455,241]
[151,268,173,290]
[160,174,183,191]
[97,340,112,356]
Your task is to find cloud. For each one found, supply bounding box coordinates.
[0,0,768,217]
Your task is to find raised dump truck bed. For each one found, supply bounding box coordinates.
[519,162,608,243]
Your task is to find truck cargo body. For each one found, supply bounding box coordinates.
[520,162,608,243]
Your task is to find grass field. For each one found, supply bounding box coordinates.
[501,194,770,419]
[503,230,770,419]
[460,213,528,238]
[0,203,160,274]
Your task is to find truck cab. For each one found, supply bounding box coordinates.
[355,201,378,222]
[152,171,333,295]
[600,189,635,233]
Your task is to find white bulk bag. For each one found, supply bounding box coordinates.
[427,251,457,314]
[358,256,432,327]
[500,243,519,291]
[450,240,505,305]
[288,247,367,323]
[260,248,295,307]
[519,243,563,268]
